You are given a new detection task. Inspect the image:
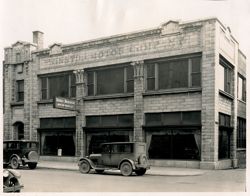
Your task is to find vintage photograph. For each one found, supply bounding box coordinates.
[0,0,248,194]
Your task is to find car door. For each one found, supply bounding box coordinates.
[101,144,111,166]
[7,142,19,160]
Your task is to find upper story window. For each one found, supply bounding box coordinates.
[218,55,233,95]
[16,80,24,102]
[41,72,76,100]
[87,64,134,96]
[146,54,201,91]
[238,74,246,102]
[16,53,21,63]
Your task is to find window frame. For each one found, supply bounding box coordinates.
[145,54,201,91]
[86,64,134,96]
[237,117,246,149]
[40,72,76,100]
[219,55,233,95]
[16,80,24,102]
[237,74,246,102]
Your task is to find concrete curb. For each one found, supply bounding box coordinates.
[37,163,205,176]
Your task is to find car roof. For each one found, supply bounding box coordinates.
[3,140,38,143]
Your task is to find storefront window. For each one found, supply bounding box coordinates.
[218,113,232,159]
[145,111,201,160]
[148,131,200,160]
[237,117,246,148]
[41,132,75,156]
[39,117,76,156]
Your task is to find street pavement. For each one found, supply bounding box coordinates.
[37,160,207,176]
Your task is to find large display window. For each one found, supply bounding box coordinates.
[147,129,200,160]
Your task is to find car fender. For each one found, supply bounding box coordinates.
[118,159,136,170]
[78,157,95,169]
[9,154,22,165]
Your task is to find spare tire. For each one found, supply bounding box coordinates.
[28,151,39,162]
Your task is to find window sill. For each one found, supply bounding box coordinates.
[37,99,54,104]
[236,148,246,151]
[143,87,202,96]
[237,99,246,104]
[219,90,234,100]
[10,102,24,106]
[84,93,134,101]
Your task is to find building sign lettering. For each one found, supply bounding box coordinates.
[53,97,76,111]
[40,30,200,69]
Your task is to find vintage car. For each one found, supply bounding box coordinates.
[3,140,39,169]
[78,142,150,176]
[3,169,23,192]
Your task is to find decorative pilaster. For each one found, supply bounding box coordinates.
[131,60,144,142]
[73,69,85,157]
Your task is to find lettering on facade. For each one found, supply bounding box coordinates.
[53,97,76,111]
[40,30,200,69]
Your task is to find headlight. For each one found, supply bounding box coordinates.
[3,169,10,178]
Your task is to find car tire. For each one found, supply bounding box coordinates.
[79,160,91,174]
[95,169,104,174]
[10,157,19,169]
[28,163,37,169]
[120,161,133,176]
[135,168,146,176]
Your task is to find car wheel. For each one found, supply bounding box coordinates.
[135,168,146,176]
[10,157,19,169]
[9,177,21,192]
[28,163,37,169]
[79,160,91,174]
[95,169,104,174]
[120,162,133,176]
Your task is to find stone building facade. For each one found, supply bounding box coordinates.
[3,18,246,169]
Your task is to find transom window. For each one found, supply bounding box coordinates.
[146,54,201,91]
[41,72,76,100]
[87,65,134,96]
[145,111,201,126]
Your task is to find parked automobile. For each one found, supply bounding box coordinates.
[3,140,39,169]
[78,142,150,176]
[3,169,23,192]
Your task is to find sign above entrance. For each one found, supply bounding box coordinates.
[53,97,76,111]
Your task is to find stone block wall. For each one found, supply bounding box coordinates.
[3,18,246,169]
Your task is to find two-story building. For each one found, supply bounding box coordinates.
[3,18,246,169]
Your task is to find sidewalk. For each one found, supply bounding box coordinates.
[37,160,206,176]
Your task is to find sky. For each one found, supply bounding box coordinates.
[2,0,249,117]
